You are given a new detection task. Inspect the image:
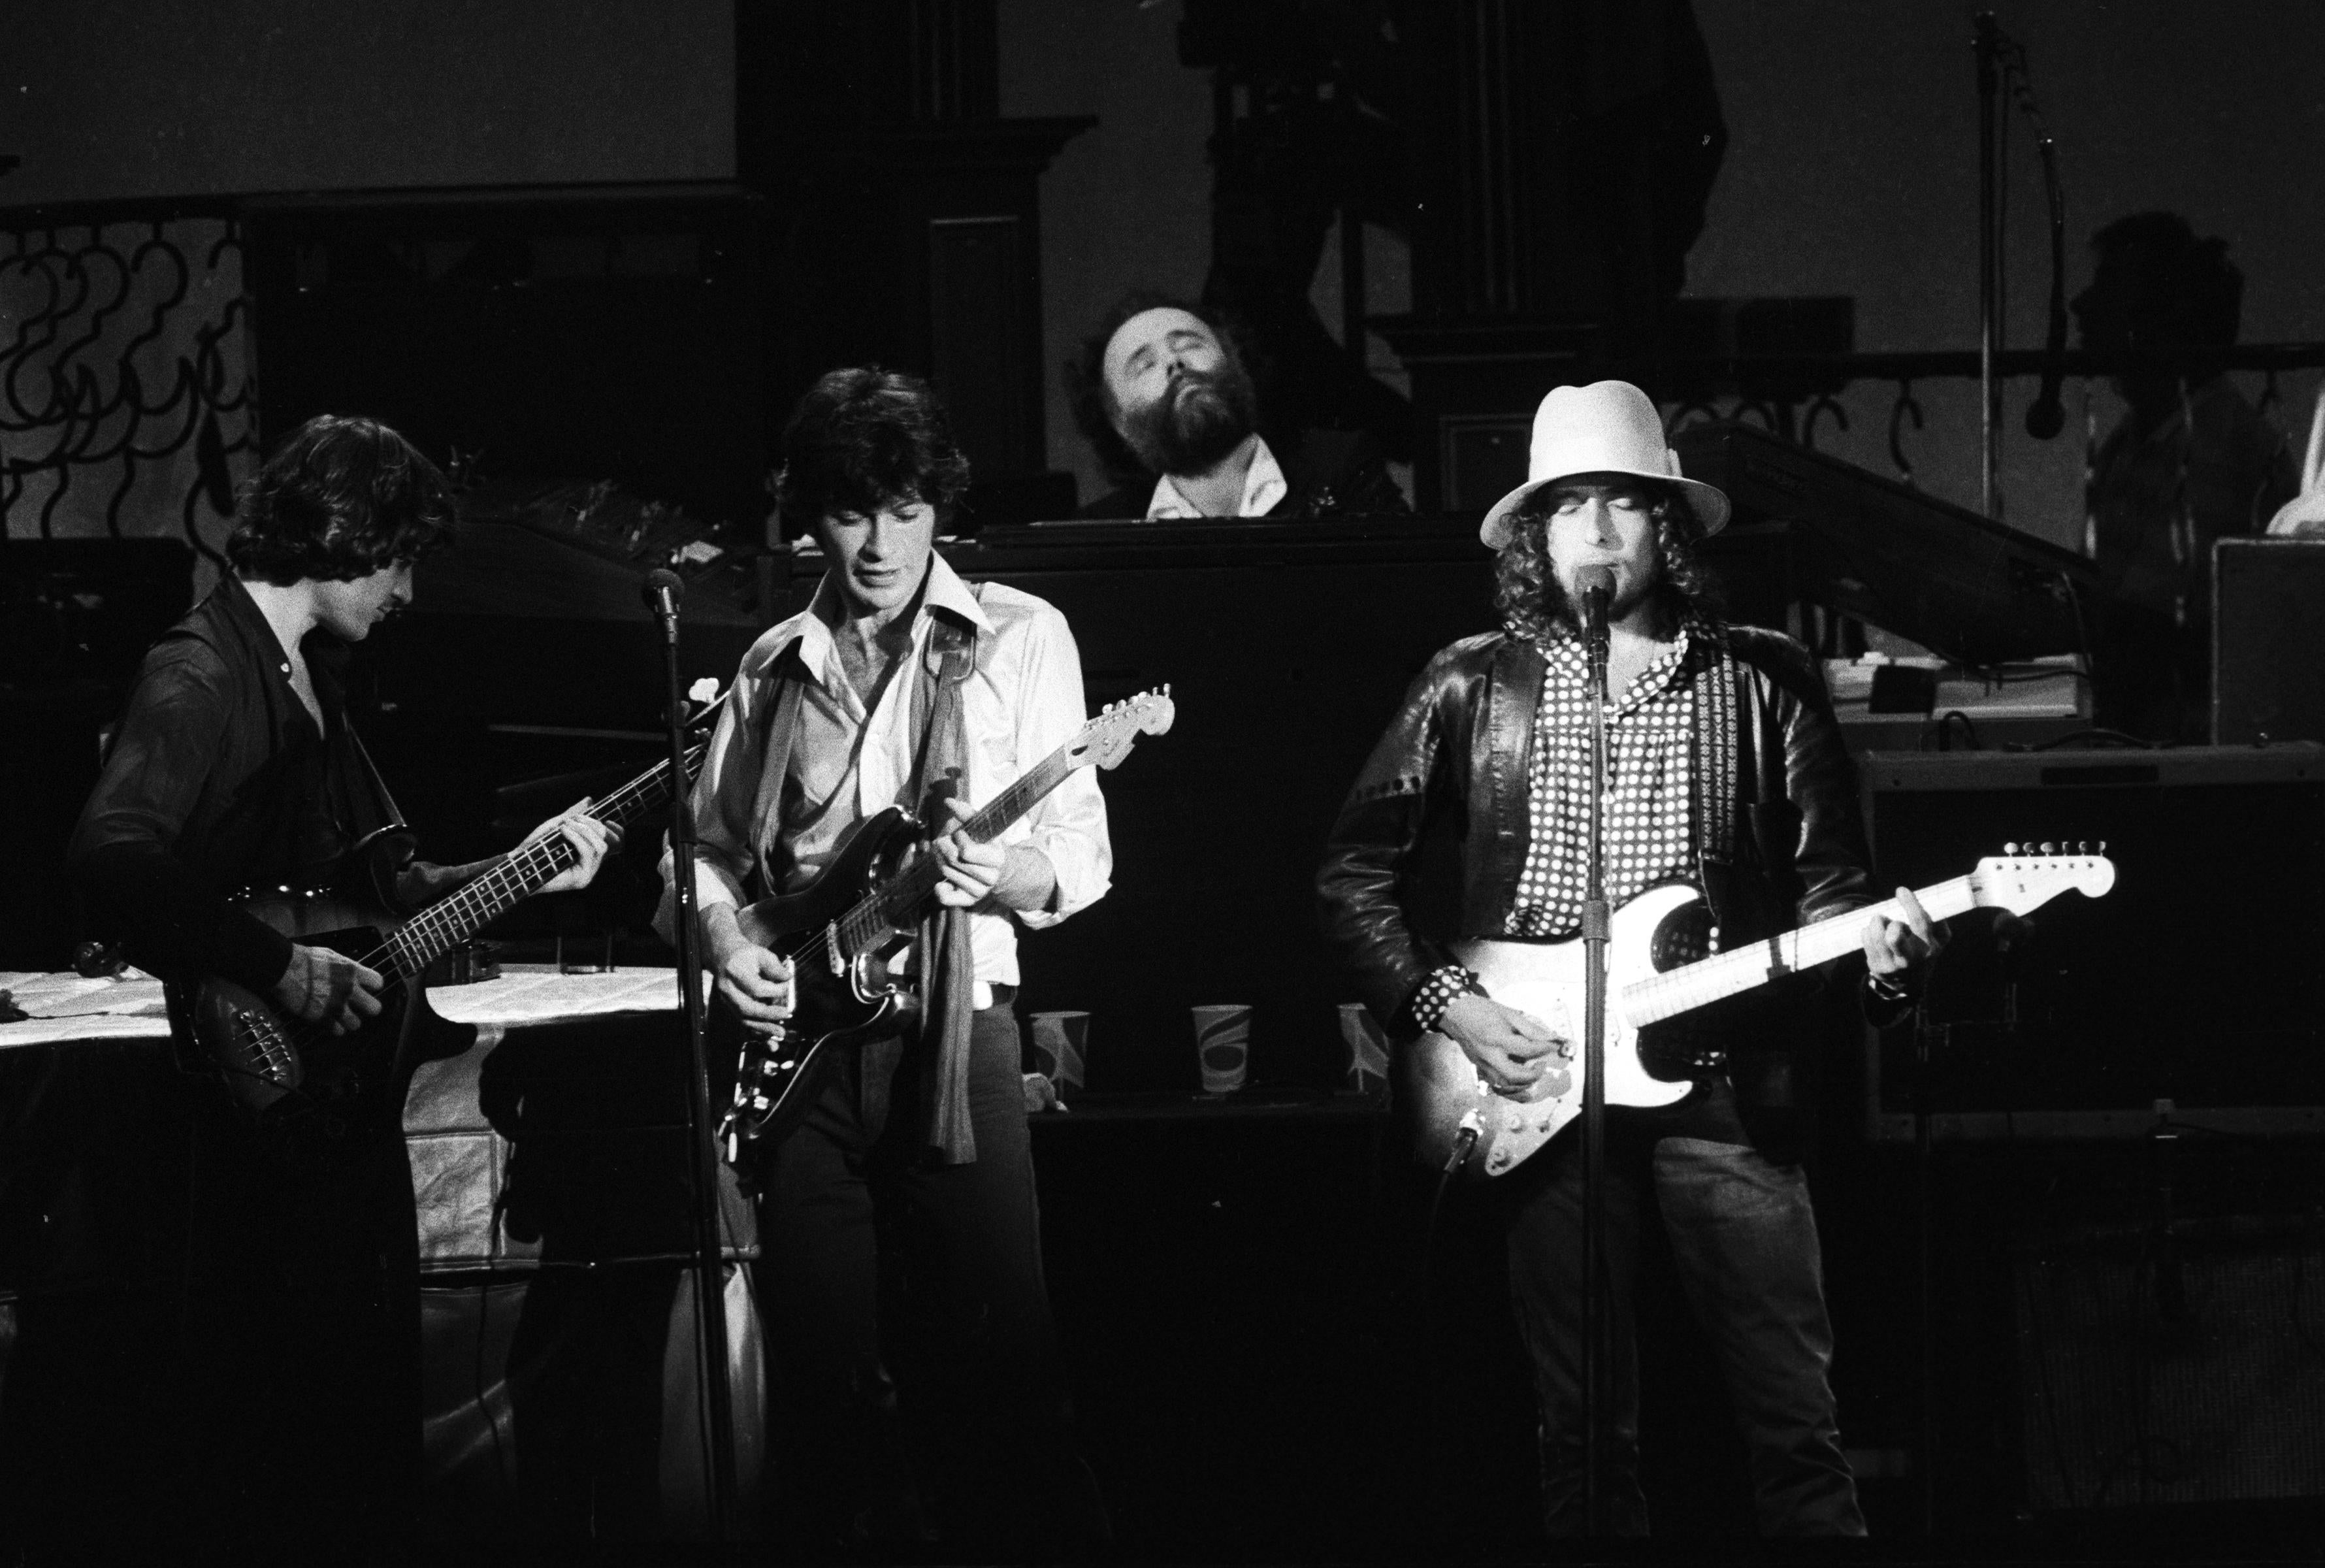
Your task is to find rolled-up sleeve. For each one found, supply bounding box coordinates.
[1007,602,1111,928]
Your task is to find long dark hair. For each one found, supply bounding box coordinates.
[1492,480,1719,644]
[226,415,456,585]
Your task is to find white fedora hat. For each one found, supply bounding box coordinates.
[1478,380,1730,549]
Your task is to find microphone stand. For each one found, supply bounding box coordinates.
[1975,10,2004,518]
[645,568,737,1541]
[1578,573,1614,1537]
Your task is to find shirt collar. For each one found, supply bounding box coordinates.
[1539,612,1704,707]
[214,572,350,683]
[1144,434,1288,519]
[794,551,990,686]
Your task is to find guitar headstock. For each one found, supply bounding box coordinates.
[685,678,732,731]
[1970,842,2117,914]
[1072,685,1177,771]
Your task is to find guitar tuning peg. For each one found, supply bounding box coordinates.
[2003,842,2019,855]
[2040,841,2055,854]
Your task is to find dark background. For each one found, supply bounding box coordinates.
[7,1,2325,1556]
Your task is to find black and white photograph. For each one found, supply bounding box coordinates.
[3,3,2322,1561]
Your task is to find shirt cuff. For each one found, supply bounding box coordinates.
[1405,964,1482,1035]
[653,850,745,947]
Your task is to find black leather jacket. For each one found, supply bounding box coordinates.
[1316,623,1878,1120]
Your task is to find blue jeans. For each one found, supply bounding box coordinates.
[1503,1118,1866,1537]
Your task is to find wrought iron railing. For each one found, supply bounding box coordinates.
[1,199,259,564]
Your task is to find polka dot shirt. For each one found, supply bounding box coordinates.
[1506,619,1709,940]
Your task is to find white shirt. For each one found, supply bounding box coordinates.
[658,553,1111,992]
[1143,434,1288,519]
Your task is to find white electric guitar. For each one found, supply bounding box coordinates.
[1405,847,2117,1177]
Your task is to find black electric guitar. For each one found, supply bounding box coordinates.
[1405,847,2117,1178]
[176,700,724,1120]
[719,687,1175,1160]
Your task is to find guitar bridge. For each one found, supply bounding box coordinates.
[233,1009,299,1086]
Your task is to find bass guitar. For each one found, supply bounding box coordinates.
[1406,847,2117,1178]
[176,699,724,1120]
[719,687,1175,1160]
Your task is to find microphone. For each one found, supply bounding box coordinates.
[2024,229,2069,438]
[2021,59,2070,439]
[1576,565,1615,656]
[642,567,685,621]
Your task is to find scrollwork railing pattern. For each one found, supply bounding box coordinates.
[1,214,257,564]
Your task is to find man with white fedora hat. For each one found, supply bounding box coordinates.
[1320,380,1940,1537]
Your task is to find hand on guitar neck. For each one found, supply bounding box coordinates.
[1861,885,1945,992]
[930,796,1057,913]
[517,800,623,896]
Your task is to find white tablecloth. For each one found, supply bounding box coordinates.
[0,963,683,1050]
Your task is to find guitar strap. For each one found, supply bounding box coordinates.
[342,722,420,907]
[745,646,809,904]
[1689,620,1743,866]
[902,601,982,1165]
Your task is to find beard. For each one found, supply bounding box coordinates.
[1542,558,1665,633]
[1118,361,1260,476]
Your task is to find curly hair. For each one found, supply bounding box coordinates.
[225,415,456,585]
[1061,292,1263,489]
[1492,479,1720,645]
[773,367,971,538]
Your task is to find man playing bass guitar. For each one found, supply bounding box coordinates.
[65,414,615,1553]
[658,367,1113,1557]
[1316,382,1941,1539]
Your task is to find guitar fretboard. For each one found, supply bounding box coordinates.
[832,745,1079,956]
[1620,875,1979,1027]
[376,740,704,980]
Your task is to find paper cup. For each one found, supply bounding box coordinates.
[1028,1010,1090,1094]
[1191,1005,1250,1094]
[1336,1003,1391,1102]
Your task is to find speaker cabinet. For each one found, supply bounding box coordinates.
[2215,538,2325,745]
[1860,745,2325,1139]
[2014,1220,2325,1509]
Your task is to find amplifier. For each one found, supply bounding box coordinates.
[2215,537,2325,745]
[1858,744,2325,1139]
[2015,1218,2325,1509]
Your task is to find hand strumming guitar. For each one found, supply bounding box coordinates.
[704,903,794,1035]
[1438,992,1574,1096]
[271,944,385,1037]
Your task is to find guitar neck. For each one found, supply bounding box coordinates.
[844,747,1078,945]
[383,742,700,979]
[1622,874,1978,1026]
